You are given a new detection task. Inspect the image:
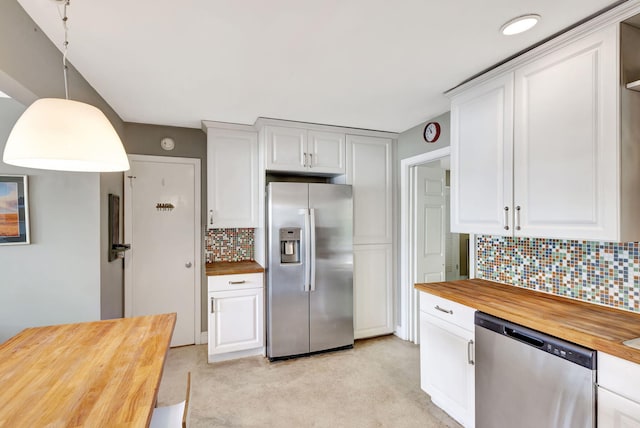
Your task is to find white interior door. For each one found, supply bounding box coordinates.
[414,164,446,284]
[124,155,201,347]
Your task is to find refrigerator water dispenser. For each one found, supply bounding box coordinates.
[279,228,301,264]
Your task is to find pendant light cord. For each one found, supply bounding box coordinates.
[61,0,70,100]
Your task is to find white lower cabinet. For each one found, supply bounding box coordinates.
[208,273,264,363]
[353,244,393,339]
[598,352,640,427]
[419,292,475,428]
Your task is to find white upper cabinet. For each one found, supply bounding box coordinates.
[346,134,393,245]
[265,126,307,173]
[265,125,345,175]
[450,73,514,236]
[206,127,258,228]
[307,130,345,174]
[513,26,618,240]
[451,24,640,241]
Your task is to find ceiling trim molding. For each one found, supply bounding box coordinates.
[253,117,399,139]
[446,0,640,98]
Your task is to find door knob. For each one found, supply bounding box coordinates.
[185,262,192,268]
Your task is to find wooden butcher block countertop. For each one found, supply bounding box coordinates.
[206,260,264,276]
[415,279,640,365]
[0,313,176,427]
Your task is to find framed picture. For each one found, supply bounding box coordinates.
[0,175,30,245]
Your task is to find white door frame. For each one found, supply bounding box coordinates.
[399,147,450,343]
[124,154,202,345]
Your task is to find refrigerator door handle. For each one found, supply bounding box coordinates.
[309,208,316,292]
[303,208,311,292]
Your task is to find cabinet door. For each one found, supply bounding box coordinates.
[265,126,307,172]
[346,135,393,245]
[513,26,617,240]
[598,387,640,428]
[450,73,514,236]
[420,312,475,428]
[208,288,264,355]
[353,244,393,339]
[308,130,345,174]
[207,128,258,228]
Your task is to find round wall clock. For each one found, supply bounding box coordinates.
[423,122,441,143]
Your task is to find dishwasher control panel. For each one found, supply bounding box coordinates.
[475,312,596,369]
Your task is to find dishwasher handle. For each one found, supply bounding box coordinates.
[504,327,544,348]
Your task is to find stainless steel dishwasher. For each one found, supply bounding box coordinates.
[475,312,596,428]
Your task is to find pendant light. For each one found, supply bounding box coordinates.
[2,0,129,172]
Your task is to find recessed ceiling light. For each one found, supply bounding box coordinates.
[501,14,541,36]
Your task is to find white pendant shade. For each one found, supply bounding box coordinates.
[3,98,130,172]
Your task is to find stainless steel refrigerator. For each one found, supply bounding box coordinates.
[266,182,353,360]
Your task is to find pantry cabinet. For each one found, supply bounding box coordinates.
[419,292,475,428]
[208,272,264,362]
[264,125,345,175]
[346,134,394,339]
[205,126,258,228]
[450,23,640,241]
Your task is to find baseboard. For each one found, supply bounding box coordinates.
[200,331,208,344]
[208,347,264,363]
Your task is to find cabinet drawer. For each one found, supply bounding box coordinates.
[598,352,640,403]
[419,292,475,331]
[598,386,640,426]
[208,272,264,292]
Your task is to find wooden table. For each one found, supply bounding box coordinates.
[0,313,176,427]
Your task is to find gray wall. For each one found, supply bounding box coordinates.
[0,0,128,336]
[0,1,123,136]
[0,97,102,341]
[100,172,124,319]
[397,112,450,161]
[395,111,451,333]
[123,122,208,331]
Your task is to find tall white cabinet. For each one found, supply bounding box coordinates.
[204,123,259,228]
[346,135,394,339]
[450,23,640,242]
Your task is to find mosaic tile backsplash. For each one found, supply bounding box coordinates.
[476,236,640,313]
[205,228,255,263]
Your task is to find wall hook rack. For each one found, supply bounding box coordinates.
[156,203,175,211]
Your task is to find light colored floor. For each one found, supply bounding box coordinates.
[158,335,461,428]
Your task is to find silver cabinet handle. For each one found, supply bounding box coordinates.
[515,205,521,231]
[434,305,453,315]
[211,298,214,313]
[503,206,510,231]
[468,340,475,365]
[229,280,246,285]
[209,210,214,226]
[185,262,192,268]
[303,152,308,167]
[309,153,313,168]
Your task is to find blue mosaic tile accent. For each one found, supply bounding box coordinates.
[204,228,255,263]
[476,236,640,313]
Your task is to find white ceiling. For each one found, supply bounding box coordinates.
[16,0,622,133]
